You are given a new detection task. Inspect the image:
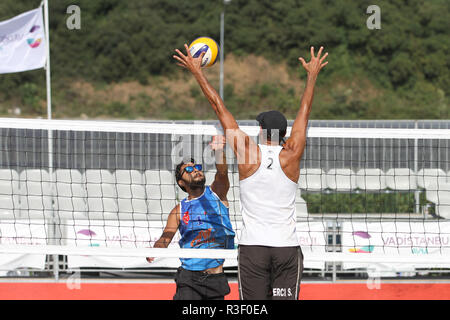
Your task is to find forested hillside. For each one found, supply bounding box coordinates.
[0,0,448,120]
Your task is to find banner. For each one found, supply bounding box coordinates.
[66,220,180,269]
[297,221,327,269]
[0,221,47,273]
[342,221,450,274]
[67,220,327,270]
[0,7,46,74]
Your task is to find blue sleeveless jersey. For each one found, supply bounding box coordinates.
[179,186,235,271]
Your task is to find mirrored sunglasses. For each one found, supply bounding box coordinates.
[183,164,203,173]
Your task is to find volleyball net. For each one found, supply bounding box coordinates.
[0,118,450,274]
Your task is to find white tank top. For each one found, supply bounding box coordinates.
[238,144,299,247]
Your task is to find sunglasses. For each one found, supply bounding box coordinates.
[183,164,203,174]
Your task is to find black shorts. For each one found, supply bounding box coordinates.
[238,245,303,300]
[173,267,231,300]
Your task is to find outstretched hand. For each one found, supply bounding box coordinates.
[173,44,205,74]
[298,46,328,76]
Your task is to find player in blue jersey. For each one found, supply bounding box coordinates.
[147,135,235,300]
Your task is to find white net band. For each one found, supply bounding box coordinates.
[0,245,449,264]
[1,117,450,139]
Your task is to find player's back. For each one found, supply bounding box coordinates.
[239,144,299,247]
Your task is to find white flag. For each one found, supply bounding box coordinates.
[0,7,46,74]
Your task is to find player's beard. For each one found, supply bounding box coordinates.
[189,175,206,190]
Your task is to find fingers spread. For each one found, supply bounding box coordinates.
[317,46,324,58]
[174,48,186,59]
[298,57,307,67]
[184,43,191,57]
[320,52,328,63]
[173,55,187,68]
[173,54,185,63]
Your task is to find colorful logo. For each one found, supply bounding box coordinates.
[29,25,40,33]
[349,231,373,253]
[77,229,100,247]
[352,231,371,239]
[77,229,96,237]
[349,245,374,253]
[27,38,42,48]
[182,211,190,224]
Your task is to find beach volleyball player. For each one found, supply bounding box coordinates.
[173,44,328,299]
[147,135,235,300]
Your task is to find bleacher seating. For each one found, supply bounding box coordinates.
[299,168,327,191]
[1,167,449,220]
[416,168,447,189]
[0,169,20,218]
[19,169,53,219]
[326,168,357,191]
[356,168,386,191]
[85,169,118,217]
[53,169,88,219]
[114,169,148,215]
[385,168,417,191]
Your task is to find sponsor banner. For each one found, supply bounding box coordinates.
[67,220,181,269]
[296,222,326,270]
[67,220,327,270]
[0,220,47,270]
[0,7,46,74]
[342,221,450,271]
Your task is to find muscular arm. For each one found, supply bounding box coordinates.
[210,135,230,202]
[191,68,239,133]
[146,204,180,263]
[284,46,328,160]
[174,45,260,177]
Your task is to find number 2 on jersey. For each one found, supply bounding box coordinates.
[267,157,273,169]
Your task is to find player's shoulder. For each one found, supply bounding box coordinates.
[281,135,306,159]
[171,203,181,214]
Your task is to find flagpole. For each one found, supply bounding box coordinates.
[43,0,58,281]
[43,0,51,120]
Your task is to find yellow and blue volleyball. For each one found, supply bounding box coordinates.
[188,37,219,68]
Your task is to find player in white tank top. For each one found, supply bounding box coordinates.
[174,44,328,299]
[239,144,299,247]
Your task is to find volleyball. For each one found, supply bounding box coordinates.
[188,37,219,68]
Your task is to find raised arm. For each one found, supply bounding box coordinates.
[173,45,260,176]
[209,135,229,203]
[146,204,180,263]
[284,46,328,159]
[174,44,239,132]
